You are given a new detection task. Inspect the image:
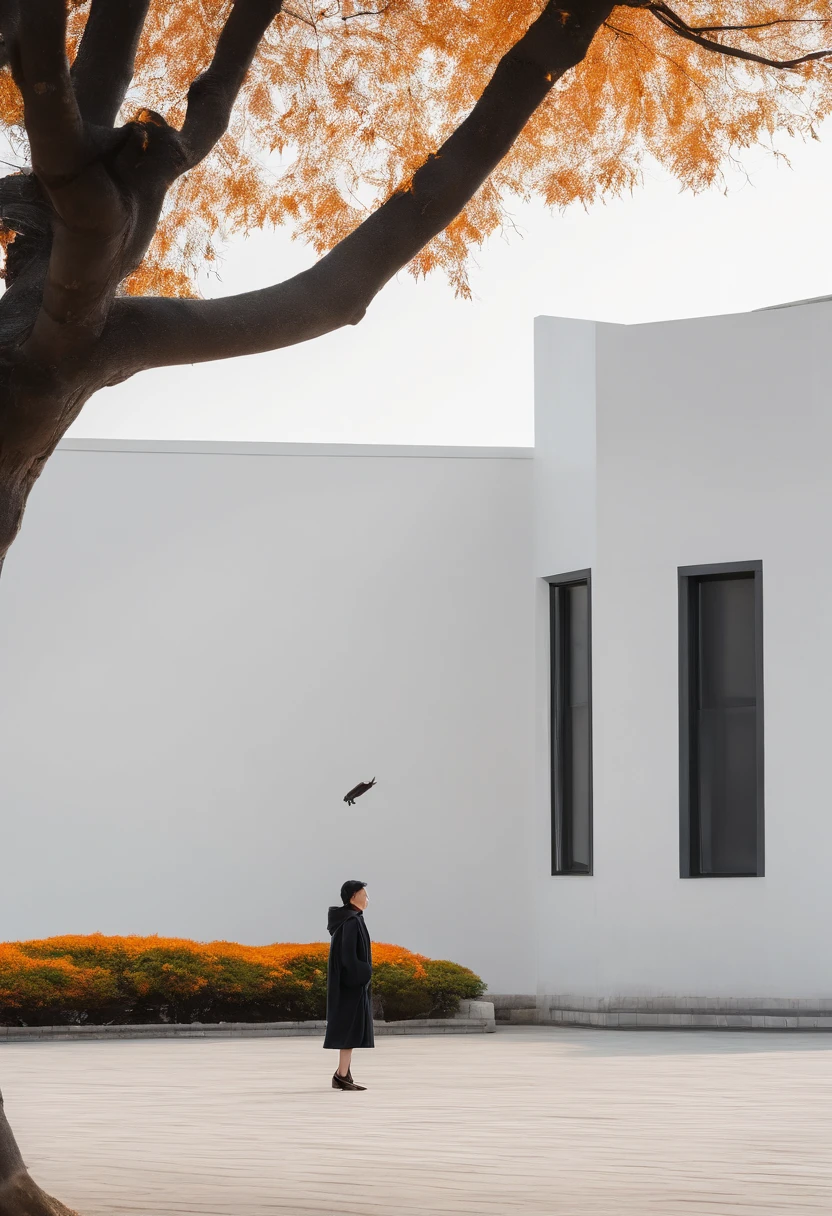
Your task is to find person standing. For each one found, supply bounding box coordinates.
[324,880,373,1090]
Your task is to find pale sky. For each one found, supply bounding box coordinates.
[68,125,832,449]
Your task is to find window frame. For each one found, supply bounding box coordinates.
[547,569,593,877]
[678,560,764,879]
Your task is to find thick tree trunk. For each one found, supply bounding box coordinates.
[0,1092,79,1216]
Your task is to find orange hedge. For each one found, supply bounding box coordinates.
[0,934,485,1026]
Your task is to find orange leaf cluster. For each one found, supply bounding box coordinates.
[0,933,442,1021]
[0,932,429,1010]
[3,0,831,297]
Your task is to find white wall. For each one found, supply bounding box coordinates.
[0,440,535,994]
[534,300,832,999]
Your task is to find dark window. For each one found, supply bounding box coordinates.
[679,562,764,878]
[549,572,592,875]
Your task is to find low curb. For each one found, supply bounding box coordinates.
[546,1009,832,1030]
[0,1016,496,1043]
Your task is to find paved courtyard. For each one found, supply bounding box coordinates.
[3,1026,832,1214]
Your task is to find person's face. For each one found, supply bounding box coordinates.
[351,887,369,910]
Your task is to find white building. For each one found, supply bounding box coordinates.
[1,296,829,1025]
[534,297,832,1028]
[0,440,536,995]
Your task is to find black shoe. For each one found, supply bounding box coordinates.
[332,1071,366,1091]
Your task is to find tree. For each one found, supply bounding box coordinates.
[0,0,829,1211]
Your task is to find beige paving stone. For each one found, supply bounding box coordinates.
[2,1026,832,1214]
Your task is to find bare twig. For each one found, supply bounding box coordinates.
[282,6,317,30]
[604,20,709,96]
[342,3,392,23]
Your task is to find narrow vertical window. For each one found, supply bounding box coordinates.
[549,571,592,875]
[679,562,764,878]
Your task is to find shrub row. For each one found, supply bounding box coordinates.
[0,934,485,1026]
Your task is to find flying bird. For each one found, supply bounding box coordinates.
[344,778,376,806]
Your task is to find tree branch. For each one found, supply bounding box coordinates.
[11,0,149,365]
[71,0,152,126]
[688,18,830,36]
[178,0,283,172]
[15,0,85,180]
[104,0,614,374]
[638,4,832,69]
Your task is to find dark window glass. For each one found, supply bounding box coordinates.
[550,575,592,875]
[680,565,763,878]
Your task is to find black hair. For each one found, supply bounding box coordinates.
[340,879,367,906]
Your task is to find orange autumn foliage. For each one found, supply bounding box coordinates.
[2,2,831,298]
[0,933,485,1025]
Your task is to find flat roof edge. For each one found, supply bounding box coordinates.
[754,294,832,312]
[56,438,533,460]
[535,295,832,324]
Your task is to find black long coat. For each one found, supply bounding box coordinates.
[323,905,374,1050]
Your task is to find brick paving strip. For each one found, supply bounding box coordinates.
[3,1026,832,1215]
